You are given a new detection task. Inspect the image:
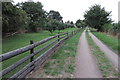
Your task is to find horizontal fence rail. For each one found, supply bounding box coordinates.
[0,29,81,79]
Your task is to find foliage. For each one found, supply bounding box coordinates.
[45,19,66,33]
[45,10,72,33]
[75,19,86,28]
[45,19,57,33]
[109,22,120,35]
[48,10,63,21]
[84,4,112,31]
[101,23,112,32]
[2,2,29,36]
[19,2,46,32]
[57,21,66,31]
[66,23,74,28]
[65,21,75,28]
[101,22,120,35]
[2,2,75,37]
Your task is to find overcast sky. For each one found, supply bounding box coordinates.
[13,0,119,23]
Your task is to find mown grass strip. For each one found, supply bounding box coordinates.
[92,31,119,54]
[36,29,84,78]
[86,31,118,78]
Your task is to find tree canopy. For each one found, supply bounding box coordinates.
[16,2,46,32]
[45,10,67,33]
[2,2,29,36]
[84,4,112,31]
[2,2,76,37]
[48,10,63,21]
[75,19,86,28]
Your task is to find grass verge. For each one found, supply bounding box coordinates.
[92,31,119,54]
[30,29,84,78]
[86,31,118,78]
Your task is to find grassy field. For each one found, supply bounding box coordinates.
[2,28,79,78]
[2,28,78,53]
[91,31,119,54]
[86,31,118,78]
[33,29,84,78]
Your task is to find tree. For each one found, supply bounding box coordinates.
[84,4,112,31]
[45,19,57,33]
[2,2,29,36]
[75,19,86,28]
[20,2,46,32]
[66,21,70,24]
[65,20,75,28]
[57,21,65,31]
[45,10,65,33]
[48,10,63,21]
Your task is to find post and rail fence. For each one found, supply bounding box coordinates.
[0,29,81,79]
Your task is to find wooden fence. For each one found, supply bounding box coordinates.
[0,29,80,79]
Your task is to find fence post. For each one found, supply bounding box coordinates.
[30,40,34,62]
[67,31,68,38]
[58,32,60,41]
[71,31,73,36]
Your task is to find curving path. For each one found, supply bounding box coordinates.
[88,31,119,72]
[74,30,102,78]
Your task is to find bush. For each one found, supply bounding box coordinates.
[108,22,120,35]
[102,23,112,32]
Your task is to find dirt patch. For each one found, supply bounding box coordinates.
[64,50,70,53]
[26,56,76,78]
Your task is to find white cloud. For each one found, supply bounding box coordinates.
[13,0,119,23]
